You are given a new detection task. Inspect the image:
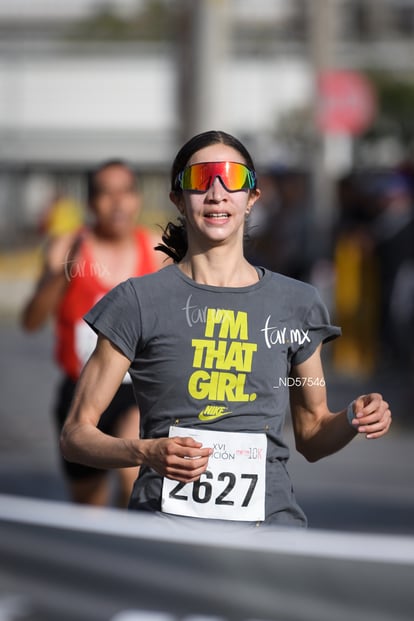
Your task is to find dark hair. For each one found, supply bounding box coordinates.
[156,130,257,262]
[86,159,138,205]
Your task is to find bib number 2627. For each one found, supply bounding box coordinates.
[161,427,266,521]
[169,471,258,507]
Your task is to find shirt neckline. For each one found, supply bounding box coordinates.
[171,263,270,293]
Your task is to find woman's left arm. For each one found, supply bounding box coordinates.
[289,344,392,462]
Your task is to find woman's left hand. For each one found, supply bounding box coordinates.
[350,393,392,439]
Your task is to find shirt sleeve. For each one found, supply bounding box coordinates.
[291,288,341,366]
[83,279,142,362]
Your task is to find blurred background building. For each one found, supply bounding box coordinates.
[1,0,414,383]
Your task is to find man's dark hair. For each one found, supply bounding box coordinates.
[86,159,138,204]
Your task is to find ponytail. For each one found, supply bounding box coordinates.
[155,217,188,263]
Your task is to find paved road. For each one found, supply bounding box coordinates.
[1,316,414,535]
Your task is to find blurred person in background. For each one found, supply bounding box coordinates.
[369,172,414,370]
[332,170,414,382]
[332,173,380,376]
[60,130,391,528]
[21,159,166,507]
[245,168,312,283]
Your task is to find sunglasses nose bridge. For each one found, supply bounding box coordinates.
[206,174,227,196]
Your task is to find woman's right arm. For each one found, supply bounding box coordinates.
[21,233,79,331]
[60,334,212,482]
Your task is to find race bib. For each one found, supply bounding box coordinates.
[161,426,267,522]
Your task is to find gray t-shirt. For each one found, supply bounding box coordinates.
[85,263,340,526]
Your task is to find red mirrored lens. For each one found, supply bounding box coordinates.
[179,162,255,192]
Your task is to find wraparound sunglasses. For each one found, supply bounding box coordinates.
[175,161,257,193]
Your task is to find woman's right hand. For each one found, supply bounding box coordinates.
[141,436,213,483]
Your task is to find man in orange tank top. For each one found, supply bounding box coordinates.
[21,159,166,507]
